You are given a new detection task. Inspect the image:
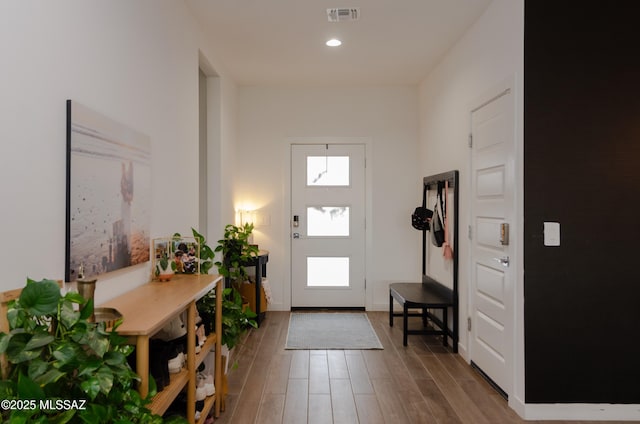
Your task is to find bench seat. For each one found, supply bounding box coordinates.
[389,278,457,351]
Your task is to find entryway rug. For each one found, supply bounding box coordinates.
[285,312,383,350]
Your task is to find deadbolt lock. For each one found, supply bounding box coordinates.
[500,223,509,246]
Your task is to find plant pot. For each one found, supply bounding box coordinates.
[157,273,173,282]
[155,260,175,282]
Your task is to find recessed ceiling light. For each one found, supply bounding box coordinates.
[326,38,342,47]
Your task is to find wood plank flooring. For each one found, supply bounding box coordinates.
[214,311,627,424]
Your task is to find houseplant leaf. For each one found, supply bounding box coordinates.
[64,290,86,305]
[19,279,61,316]
[6,332,42,363]
[78,298,94,322]
[52,343,80,368]
[80,376,101,400]
[0,332,12,353]
[77,358,102,377]
[33,368,65,386]
[103,350,125,366]
[24,330,54,351]
[95,365,114,394]
[85,327,110,358]
[16,371,45,400]
[59,299,80,328]
[27,357,48,380]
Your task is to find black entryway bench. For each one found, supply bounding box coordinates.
[389,170,459,352]
[389,276,456,350]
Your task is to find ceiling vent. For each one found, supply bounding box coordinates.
[327,8,360,22]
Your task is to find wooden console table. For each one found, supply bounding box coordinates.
[102,274,222,423]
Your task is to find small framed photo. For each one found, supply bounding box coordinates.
[171,236,200,274]
[152,238,172,279]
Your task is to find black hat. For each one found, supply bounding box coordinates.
[411,206,433,231]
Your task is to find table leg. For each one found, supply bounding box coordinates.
[136,336,149,399]
[187,301,196,423]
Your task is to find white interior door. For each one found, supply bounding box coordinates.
[469,87,515,396]
[291,144,365,308]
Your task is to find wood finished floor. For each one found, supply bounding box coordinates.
[215,311,627,424]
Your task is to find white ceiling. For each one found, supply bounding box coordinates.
[186,0,492,86]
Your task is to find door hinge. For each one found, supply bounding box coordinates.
[468,133,473,148]
[468,225,473,240]
[364,279,366,289]
[467,317,472,331]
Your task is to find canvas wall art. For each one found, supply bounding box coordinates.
[65,100,151,281]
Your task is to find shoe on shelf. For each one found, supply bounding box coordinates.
[167,345,185,374]
[196,375,207,401]
[149,339,170,391]
[155,316,187,342]
[195,400,205,420]
[204,373,215,397]
[196,324,207,343]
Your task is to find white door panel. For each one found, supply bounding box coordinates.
[476,166,505,197]
[475,313,506,372]
[476,311,505,354]
[476,264,506,305]
[291,144,366,308]
[470,87,514,396]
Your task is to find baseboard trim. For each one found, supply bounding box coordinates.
[513,400,640,421]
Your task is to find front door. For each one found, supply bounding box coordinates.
[291,144,366,308]
[469,86,515,396]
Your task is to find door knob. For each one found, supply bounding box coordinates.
[493,256,509,267]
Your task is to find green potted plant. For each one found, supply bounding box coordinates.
[213,223,259,290]
[194,224,260,371]
[0,278,183,423]
[197,287,258,343]
[219,287,257,350]
[195,286,257,375]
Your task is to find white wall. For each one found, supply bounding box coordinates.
[418,0,524,412]
[235,86,421,310]
[0,0,237,303]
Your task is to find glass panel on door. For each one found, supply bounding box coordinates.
[307,257,349,287]
[307,156,350,186]
[307,206,349,236]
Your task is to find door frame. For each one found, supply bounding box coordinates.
[466,75,524,406]
[284,137,373,310]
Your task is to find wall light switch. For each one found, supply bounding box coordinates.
[258,213,271,226]
[543,222,560,246]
